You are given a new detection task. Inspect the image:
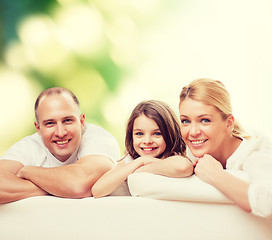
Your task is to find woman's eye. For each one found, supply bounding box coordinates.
[201,118,211,123]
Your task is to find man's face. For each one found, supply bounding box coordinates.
[35,93,85,162]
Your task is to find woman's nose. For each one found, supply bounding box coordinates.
[189,123,201,137]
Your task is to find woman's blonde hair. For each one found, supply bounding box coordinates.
[179,78,249,139]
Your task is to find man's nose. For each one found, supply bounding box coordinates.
[55,123,67,138]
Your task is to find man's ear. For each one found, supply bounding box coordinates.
[80,113,85,127]
[34,121,41,135]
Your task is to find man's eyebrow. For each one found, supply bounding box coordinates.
[42,119,54,124]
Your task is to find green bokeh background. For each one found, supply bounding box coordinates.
[1,0,272,156]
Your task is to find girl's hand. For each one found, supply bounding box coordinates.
[194,154,224,184]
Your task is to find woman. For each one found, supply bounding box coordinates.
[179,78,272,218]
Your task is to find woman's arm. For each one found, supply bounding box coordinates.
[92,158,150,198]
[134,155,194,177]
[194,154,251,212]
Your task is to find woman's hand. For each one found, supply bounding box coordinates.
[194,154,224,184]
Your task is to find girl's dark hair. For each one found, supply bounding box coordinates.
[125,100,186,159]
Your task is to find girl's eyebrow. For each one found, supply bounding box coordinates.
[133,129,142,132]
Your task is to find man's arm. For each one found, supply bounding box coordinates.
[17,155,114,198]
[0,160,48,204]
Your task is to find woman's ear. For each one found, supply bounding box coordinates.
[226,114,235,132]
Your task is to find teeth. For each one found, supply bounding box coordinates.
[142,148,154,151]
[56,140,68,145]
[191,140,205,144]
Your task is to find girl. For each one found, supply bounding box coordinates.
[179,78,272,218]
[92,100,193,198]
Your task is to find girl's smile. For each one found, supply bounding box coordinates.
[133,114,166,158]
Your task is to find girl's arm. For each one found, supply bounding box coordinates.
[194,154,251,212]
[92,158,150,198]
[134,155,194,178]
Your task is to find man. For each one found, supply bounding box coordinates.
[0,87,120,203]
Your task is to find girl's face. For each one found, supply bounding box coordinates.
[179,98,233,159]
[132,114,166,158]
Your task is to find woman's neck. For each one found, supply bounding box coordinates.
[214,136,242,169]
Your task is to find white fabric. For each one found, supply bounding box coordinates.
[128,170,249,203]
[109,154,134,196]
[0,123,120,166]
[226,136,272,218]
[187,136,272,218]
[122,154,134,163]
[128,136,272,218]
[0,196,272,240]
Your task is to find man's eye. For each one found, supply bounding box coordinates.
[64,119,73,124]
[45,122,54,127]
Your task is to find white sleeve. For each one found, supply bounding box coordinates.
[0,134,46,166]
[247,153,272,218]
[248,183,272,218]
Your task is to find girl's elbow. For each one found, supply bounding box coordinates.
[91,185,104,198]
[177,163,194,177]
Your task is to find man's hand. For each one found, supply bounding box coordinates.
[0,160,48,204]
[14,155,114,198]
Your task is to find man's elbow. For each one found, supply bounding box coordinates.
[67,164,113,198]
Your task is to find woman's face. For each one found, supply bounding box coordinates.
[179,98,232,159]
[132,114,166,158]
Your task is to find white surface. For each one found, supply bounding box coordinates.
[0,196,272,240]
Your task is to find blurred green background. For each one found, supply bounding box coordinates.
[1,0,272,156]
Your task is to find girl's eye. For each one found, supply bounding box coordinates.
[180,119,190,124]
[135,132,143,136]
[154,132,162,136]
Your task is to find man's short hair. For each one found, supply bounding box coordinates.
[34,87,80,122]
